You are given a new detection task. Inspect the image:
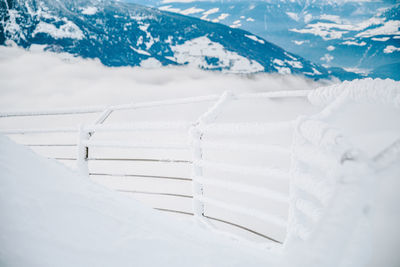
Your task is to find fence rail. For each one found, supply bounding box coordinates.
[0,90,312,244]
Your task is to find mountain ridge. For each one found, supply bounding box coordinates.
[130,0,399,80]
[1,0,358,80]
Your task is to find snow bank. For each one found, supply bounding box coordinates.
[0,134,275,267]
[284,79,400,267]
[308,78,400,108]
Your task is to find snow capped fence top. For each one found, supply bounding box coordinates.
[284,79,400,267]
[308,78,400,108]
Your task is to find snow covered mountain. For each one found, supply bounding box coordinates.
[0,0,357,80]
[129,0,400,80]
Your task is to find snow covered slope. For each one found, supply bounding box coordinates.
[0,0,347,79]
[129,0,400,80]
[0,134,276,267]
[1,78,400,266]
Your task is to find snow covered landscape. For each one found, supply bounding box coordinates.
[1,0,400,266]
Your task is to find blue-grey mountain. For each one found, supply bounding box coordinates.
[1,0,357,80]
[129,0,399,80]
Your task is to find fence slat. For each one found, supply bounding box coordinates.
[202,141,290,154]
[84,140,189,150]
[196,176,288,203]
[85,121,191,132]
[0,127,78,134]
[117,190,193,199]
[204,215,282,244]
[90,173,192,181]
[26,144,77,147]
[194,160,289,180]
[202,121,294,135]
[199,196,287,228]
[88,158,191,164]
[0,106,104,117]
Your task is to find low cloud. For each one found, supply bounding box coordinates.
[0,46,329,110]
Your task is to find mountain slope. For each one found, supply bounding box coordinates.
[130,0,399,80]
[0,0,341,79]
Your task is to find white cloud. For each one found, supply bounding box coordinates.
[383,45,400,54]
[201,8,219,21]
[181,7,204,15]
[356,20,400,38]
[286,12,299,22]
[161,0,197,3]
[319,14,342,24]
[342,40,367,46]
[0,46,324,110]
[217,13,229,20]
[321,53,334,63]
[140,58,162,68]
[158,5,181,13]
[293,40,305,45]
[291,17,387,41]
[371,37,390,42]
[304,14,313,24]
[327,45,335,51]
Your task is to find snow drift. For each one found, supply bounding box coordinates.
[0,134,274,267]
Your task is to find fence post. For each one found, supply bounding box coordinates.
[77,124,90,177]
[190,127,205,218]
[189,91,235,221]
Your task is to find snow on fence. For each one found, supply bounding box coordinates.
[0,90,312,244]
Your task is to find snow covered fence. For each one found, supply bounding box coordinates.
[0,90,313,244]
[1,79,399,265]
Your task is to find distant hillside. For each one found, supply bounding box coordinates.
[0,0,357,80]
[128,0,399,80]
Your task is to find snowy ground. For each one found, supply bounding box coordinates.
[0,134,278,267]
[1,46,400,266]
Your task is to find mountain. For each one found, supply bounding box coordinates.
[128,0,400,80]
[0,0,354,80]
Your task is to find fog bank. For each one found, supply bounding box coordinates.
[0,46,330,110]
